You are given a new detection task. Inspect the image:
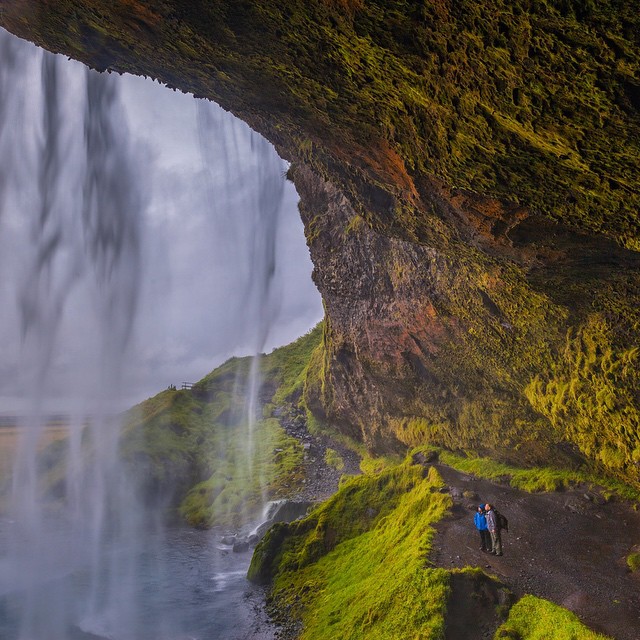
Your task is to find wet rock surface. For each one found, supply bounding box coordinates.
[430,463,640,640]
[226,501,314,554]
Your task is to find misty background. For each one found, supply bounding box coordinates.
[0,30,323,416]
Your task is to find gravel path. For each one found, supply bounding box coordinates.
[277,404,361,503]
[431,463,640,640]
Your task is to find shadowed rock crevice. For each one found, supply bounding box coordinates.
[444,571,515,640]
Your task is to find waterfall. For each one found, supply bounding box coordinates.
[196,102,285,518]
[0,25,302,639]
[0,27,148,640]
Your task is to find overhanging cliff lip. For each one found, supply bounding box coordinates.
[1,1,638,252]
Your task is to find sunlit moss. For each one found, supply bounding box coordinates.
[249,460,452,638]
[494,595,612,639]
[433,447,640,502]
[524,314,640,485]
[323,447,344,472]
[627,552,640,573]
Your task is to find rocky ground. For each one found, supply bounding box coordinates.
[431,463,640,640]
[277,404,361,503]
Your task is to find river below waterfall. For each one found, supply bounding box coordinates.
[0,517,275,640]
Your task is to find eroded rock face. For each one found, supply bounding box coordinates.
[295,162,640,485]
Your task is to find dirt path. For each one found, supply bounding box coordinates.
[431,464,640,640]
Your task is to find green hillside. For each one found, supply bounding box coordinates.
[120,324,323,527]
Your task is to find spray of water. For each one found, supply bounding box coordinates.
[197,102,285,521]
[0,27,150,639]
[0,26,293,639]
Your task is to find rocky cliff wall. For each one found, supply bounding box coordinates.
[295,163,640,478]
[2,0,638,487]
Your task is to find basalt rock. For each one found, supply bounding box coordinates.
[3,1,639,488]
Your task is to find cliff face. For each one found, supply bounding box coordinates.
[296,162,640,477]
[2,1,639,486]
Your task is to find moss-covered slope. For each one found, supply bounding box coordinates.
[2,1,639,487]
[248,453,619,639]
[248,461,455,636]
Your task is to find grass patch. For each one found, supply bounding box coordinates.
[324,447,344,472]
[264,324,325,406]
[250,459,452,638]
[627,552,640,573]
[432,448,640,502]
[359,453,403,475]
[494,594,612,639]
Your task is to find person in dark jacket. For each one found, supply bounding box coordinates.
[474,505,491,551]
[484,503,503,556]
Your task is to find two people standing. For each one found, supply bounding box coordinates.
[474,503,505,556]
[484,503,503,556]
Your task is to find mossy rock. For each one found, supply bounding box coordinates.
[627,551,640,573]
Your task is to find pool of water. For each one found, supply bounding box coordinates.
[0,518,274,640]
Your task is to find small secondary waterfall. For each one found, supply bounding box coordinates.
[196,102,285,513]
[0,26,305,640]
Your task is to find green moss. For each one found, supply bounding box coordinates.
[264,324,325,406]
[250,460,451,638]
[359,454,403,475]
[627,552,640,572]
[524,314,640,485]
[323,448,344,472]
[7,0,638,245]
[434,447,640,502]
[494,595,612,639]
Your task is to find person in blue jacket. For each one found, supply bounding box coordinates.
[474,504,490,552]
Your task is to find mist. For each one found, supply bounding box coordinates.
[0,28,323,416]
